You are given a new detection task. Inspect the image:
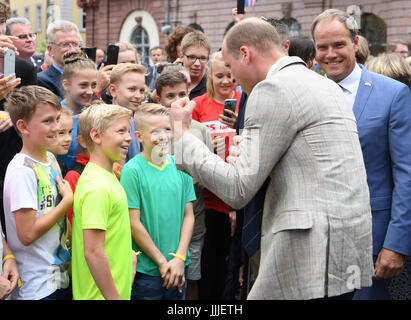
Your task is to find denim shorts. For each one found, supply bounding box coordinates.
[131,268,188,300]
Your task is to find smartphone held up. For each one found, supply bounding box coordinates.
[223,99,237,118]
[4,49,15,81]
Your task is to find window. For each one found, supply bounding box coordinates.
[80,8,86,31]
[24,6,29,20]
[131,26,150,65]
[60,0,72,21]
[360,13,387,56]
[35,4,42,33]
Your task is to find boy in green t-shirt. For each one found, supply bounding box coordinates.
[120,103,195,300]
[72,103,137,300]
[155,68,213,300]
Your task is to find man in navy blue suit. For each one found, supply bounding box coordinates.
[37,20,81,100]
[313,9,411,300]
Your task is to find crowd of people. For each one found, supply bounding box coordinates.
[0,0,411,301]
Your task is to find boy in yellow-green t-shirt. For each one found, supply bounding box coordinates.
[71,103,137,300]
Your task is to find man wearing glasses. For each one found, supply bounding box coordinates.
[388,39,409,59]
[180,31,210,100]
[5,18,37,62]
[37,20,81,100]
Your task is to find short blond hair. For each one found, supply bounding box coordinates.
[78,103,132,151]
[116,42,138,55]
[110,62,147,85]
[133,103,170,131]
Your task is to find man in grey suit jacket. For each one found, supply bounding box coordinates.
[170,17,374,300]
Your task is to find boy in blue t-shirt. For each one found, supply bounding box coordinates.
[120,103,195,300]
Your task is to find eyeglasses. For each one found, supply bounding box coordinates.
[16,33,36,40]
[183,54,209,64]
[51,41,82,49]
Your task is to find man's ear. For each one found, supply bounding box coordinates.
[239,45,250,64]
[89,128,102,145]
[155,95,161,103]
[353,35,359,53]
[283,40,290,55]
[47,44,53,57]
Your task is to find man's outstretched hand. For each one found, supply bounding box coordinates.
[170,97,196,141]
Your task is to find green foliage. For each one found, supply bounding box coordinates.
[36,37,47,54]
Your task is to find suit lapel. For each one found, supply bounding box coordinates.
[353,66,373,121]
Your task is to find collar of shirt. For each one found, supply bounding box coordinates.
[338,63,362,95]
[266,56,289,79]
[324,63,361,109]
[52,63,63,74]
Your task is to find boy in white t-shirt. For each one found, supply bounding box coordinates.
[3,86,73,300]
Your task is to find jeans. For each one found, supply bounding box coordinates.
[41,285,72,300]
[131,269,187,300]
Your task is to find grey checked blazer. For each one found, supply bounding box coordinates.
[175,56,373,299]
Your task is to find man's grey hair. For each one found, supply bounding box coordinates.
[311,9,359,43]
[5,17,31,35]
[46,19,80,44]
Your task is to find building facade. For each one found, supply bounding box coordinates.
[7,1,411,61]
[83,0,410,64]
[8,0,87,53]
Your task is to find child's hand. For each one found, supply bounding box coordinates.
[161,258,185,292]
[56,176,73,203]
[2,256,19,295]
[158,259,170,280]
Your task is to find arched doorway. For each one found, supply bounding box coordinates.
[119,10,160,65]
[360,13,387,56]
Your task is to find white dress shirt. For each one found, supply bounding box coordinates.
[337,63,362,109]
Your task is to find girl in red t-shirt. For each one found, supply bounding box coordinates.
[192,51,241,299]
